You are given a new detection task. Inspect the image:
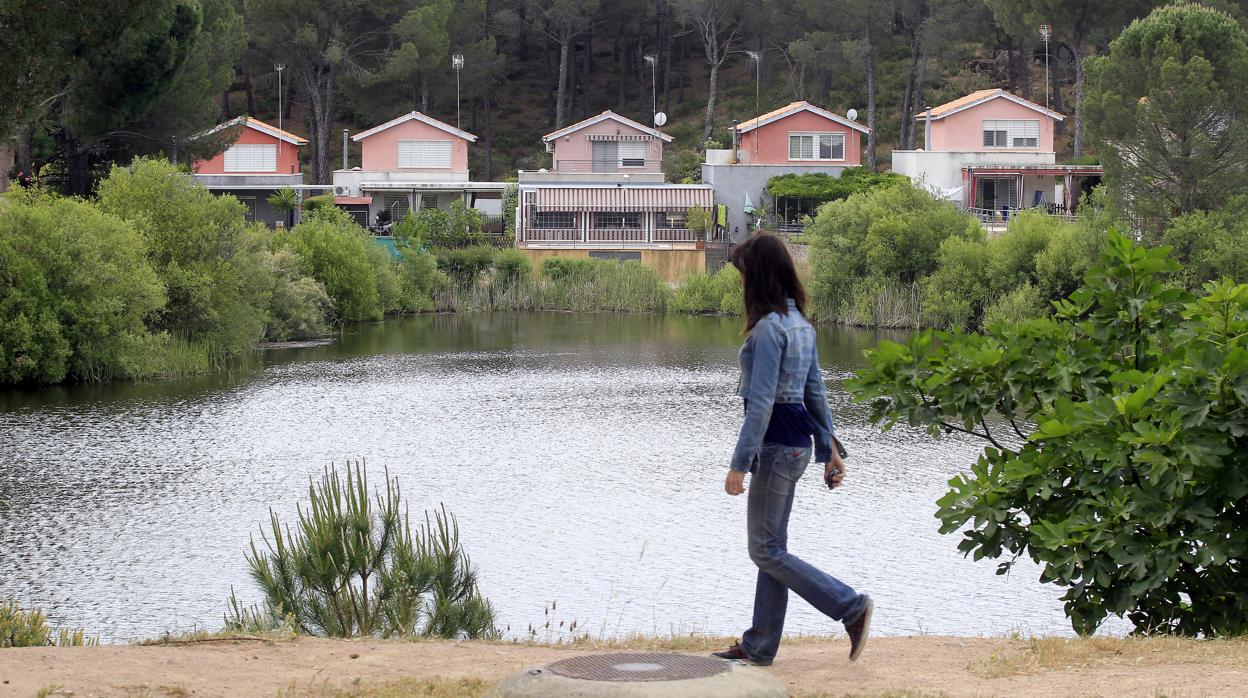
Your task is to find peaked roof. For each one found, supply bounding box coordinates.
[199,116,308,145]
[542,111,673,143]
[352,111,478,143]
[920,89,1065,121]
[736,101,872,134]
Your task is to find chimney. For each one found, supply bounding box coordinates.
[342,129,349,170]
[730,120,739,164]
[924,108,933,150]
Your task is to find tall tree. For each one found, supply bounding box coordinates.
[984,0,1158,157]
[245,0,395,184]
[672,0,744,142]
[528,0,601,128]
[1084,3,1248,226]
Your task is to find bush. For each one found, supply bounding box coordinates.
[981,281,1045,326]
[397,247,445,313]
[663,149,703,183]
[493,248,533,288]
[539,256,594,281]
[97,158,271,355]
[806,180,979,323]
[365,238,403,314]
[850,232,1248,636]
[276,208,382,322]
[396,201,486,249]
[921,234,992,330]
[226,461,496,639]
[1161,202,1248,288]
[1,598,95,646]
[671,266,742,315]
[0,193,166,383]
[263,248,333,341]
[435,246,496,287]
[766,168,906,203]
[301,193,334,215]
[501,182,519,240]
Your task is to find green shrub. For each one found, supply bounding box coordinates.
[766,168,906,204]
[300,193,334,215]
[540,256,595,281]
[671,266,742,315]
[397,201,486,250]
[97,158,271,355]
[987,211,1059,293]
[0,193,166,384]
[850,232,1248,636]
[501,182,519,240]
[493,249,533,288]
[981,281,1045,326]
[921,234,992,330]
[365,239,403,314]
[397,247,445,313]
[806,180,979,323]
[276,208,382,322]
[263,248,333,340]
[1,598,95,646]
[226,461,496,639]
[663,149,703,183]
[435,246,496,287]
[1161,202,1248,287]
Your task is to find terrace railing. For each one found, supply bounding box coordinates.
[525,228,581,243]
[652,228,696,243]
[554,159,662,174]
[587,227,646,243]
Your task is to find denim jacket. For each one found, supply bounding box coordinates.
[731,299,838,472]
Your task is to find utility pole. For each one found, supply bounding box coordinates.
[745,51,761,114]
[275,63,285,164]
[1039,25,1052,109]
[643,54,657,120]
[452,54,464,132]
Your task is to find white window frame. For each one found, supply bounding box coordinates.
[787,132,846,162]
[982,120,1040,149]
[397,140,453,169]
[223,144,277,172]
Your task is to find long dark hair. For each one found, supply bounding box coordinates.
[731,233,807,331]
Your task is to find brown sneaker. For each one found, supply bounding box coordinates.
[845,596,873,661]
[711,642,773,667]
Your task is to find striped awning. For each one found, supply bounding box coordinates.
[535,187,713,211]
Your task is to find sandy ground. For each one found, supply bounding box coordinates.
[3,635,1247,698]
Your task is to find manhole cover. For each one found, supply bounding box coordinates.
[545,653,730,683]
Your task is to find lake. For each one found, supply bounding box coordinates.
[1,312,1083,643]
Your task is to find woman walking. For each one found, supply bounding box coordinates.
[713,233,872,666]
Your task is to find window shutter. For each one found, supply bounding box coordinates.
[224,144,277,172]
[397,140,453,168]
[983,120,1040,148]
[381,193,411,221]
[619,141,647,167]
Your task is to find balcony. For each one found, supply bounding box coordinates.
[518,164,665,184]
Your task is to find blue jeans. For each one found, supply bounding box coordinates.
[739,444,867,662]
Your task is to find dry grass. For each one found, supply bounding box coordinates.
[135,627,296,646]
[976,635,1248,678]
[277,677,490,698]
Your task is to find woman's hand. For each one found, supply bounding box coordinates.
[724,469,746,496]
[825,453,847,489]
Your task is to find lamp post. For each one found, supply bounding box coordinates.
[452,53,464,132]
[643,54,657,121]
[745,50,761,114]
[1039,25,1052,110]
[275,63,285,163]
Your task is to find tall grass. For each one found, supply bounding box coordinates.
[0,598,96,647]
[438,257,669,314]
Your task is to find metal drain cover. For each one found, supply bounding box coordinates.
[545,653,729,683]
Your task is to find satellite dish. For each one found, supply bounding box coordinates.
[847,108,859,122]
[654,112,668,127]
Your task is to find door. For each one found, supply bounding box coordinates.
[591,141,618,173]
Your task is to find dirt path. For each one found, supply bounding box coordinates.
[4,635,1246,698]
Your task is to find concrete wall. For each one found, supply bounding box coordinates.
[357,118,470,173]
[518,247,705,282]
[739,110,863,166]
[701,162,848,241]
[194,126,302,175]
[929,98,1057,152]
[892,150,1056,194]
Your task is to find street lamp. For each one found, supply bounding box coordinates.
[452,54,464,132]
[745,50,761,114]
[643,54,657,121]
[1039,25,1052,109]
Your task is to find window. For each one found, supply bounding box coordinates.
[237,197,258,222]
[592,212,641,229]
[787,133,845,161]
[381,193,411,222]
[656,211,687,229]
[982,120,1040,148]
[419,194,438,210]
[533,211,576,229]
[224,144,277,172]
[619,141,647,167]
[397,140,453,168]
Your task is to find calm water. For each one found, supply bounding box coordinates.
[1,313,1081,643]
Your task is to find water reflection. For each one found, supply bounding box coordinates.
[2,313,1078,643]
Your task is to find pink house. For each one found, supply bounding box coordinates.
[734,101,869,166]
[191,117,308,227]
[701,101,871,238]
[541,111,672,173]
[332,112,506,228]
[893,89,1102,226]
